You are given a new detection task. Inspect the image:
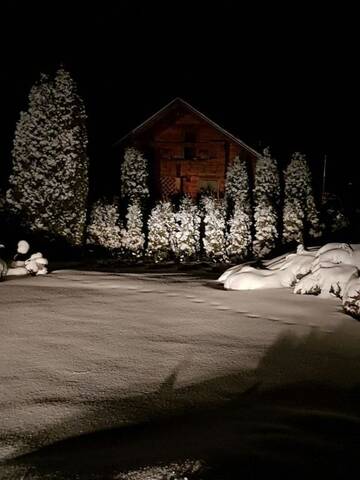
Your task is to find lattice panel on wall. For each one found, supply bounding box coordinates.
[160,176,178,198]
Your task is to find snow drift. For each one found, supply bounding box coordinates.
[220,243,360,320]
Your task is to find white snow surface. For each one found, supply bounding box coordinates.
[1,269,360,468]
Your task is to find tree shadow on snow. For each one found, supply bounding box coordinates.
[3,324,360,479]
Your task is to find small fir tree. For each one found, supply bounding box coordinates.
[121,201,145,258]
[87,199,122,249]
[253,148,280,257]
[173,196,201,262]
[226,200,252,260]
[282,152,321,243]
[146,201,176,262]
[225,155,251,214]
[121,147,149,203]
[202,196,228,262]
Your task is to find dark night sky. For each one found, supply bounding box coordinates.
[1,1,358,197]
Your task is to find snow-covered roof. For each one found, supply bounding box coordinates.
[114,97,261,158]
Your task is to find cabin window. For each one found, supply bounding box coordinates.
[184,130,196,143]
[184,146,196,160]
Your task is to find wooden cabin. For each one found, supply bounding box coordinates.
[116,98,260,199]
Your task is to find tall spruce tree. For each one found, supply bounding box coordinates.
[253,147,280,257]
[7,68,89,245]
[282,152,321,244]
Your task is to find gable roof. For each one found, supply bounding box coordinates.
[114,97,261,157]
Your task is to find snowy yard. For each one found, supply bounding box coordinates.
[1,270,360,478]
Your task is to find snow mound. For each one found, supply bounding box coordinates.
[220,242,360,319]
[3,241,48,278]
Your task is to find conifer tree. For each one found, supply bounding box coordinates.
[283,152,321,243]
[253,148,280,257]
[225,155,251,214]
[202,196,228,262]
[7,68,89,245]
[121,201,145,258]
[173,196,201,262]
[226,201,252,260]
[87,199,122,249]
[146,201,176,262]
[121,147,149,203]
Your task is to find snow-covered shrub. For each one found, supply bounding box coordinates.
[294,263,358,298]
[225,155,251,213]
[173,196,201,262]
[202,196,228,262]
[226,200,252,260]
[7,68,89,245]
[253,148,280,257]
[121,147,149,203]
[343,277,360,319]
[121,201,145,258]
[86,199,122,250]
[146,201,176,262]
[282,152,321,244]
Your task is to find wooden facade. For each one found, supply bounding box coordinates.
[117,98,260,199]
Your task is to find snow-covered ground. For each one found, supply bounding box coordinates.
[1,270,360,478]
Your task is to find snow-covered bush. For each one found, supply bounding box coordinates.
[253,148,280,257]
[343,277,360,319]
[202,196,228,262]
[147,201,176,262]
[86,199,122,250]
[173,196,201,262]
[226,201,252,261]
[121,147,149,203]
[7,68,89,246]
[121,201,145,258]
[282,152,321,244]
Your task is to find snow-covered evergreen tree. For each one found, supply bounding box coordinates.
[253,148,280,257]
[282,152,321,243]
[121,201,145,258]
[227,201,252,260]
[7,68,89,245]
[225,155,251,214]
[173,196,201,262]
[121,147,149,203]
[87,199,122,249]
[146,201,176,262]
[202,196,228,262]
